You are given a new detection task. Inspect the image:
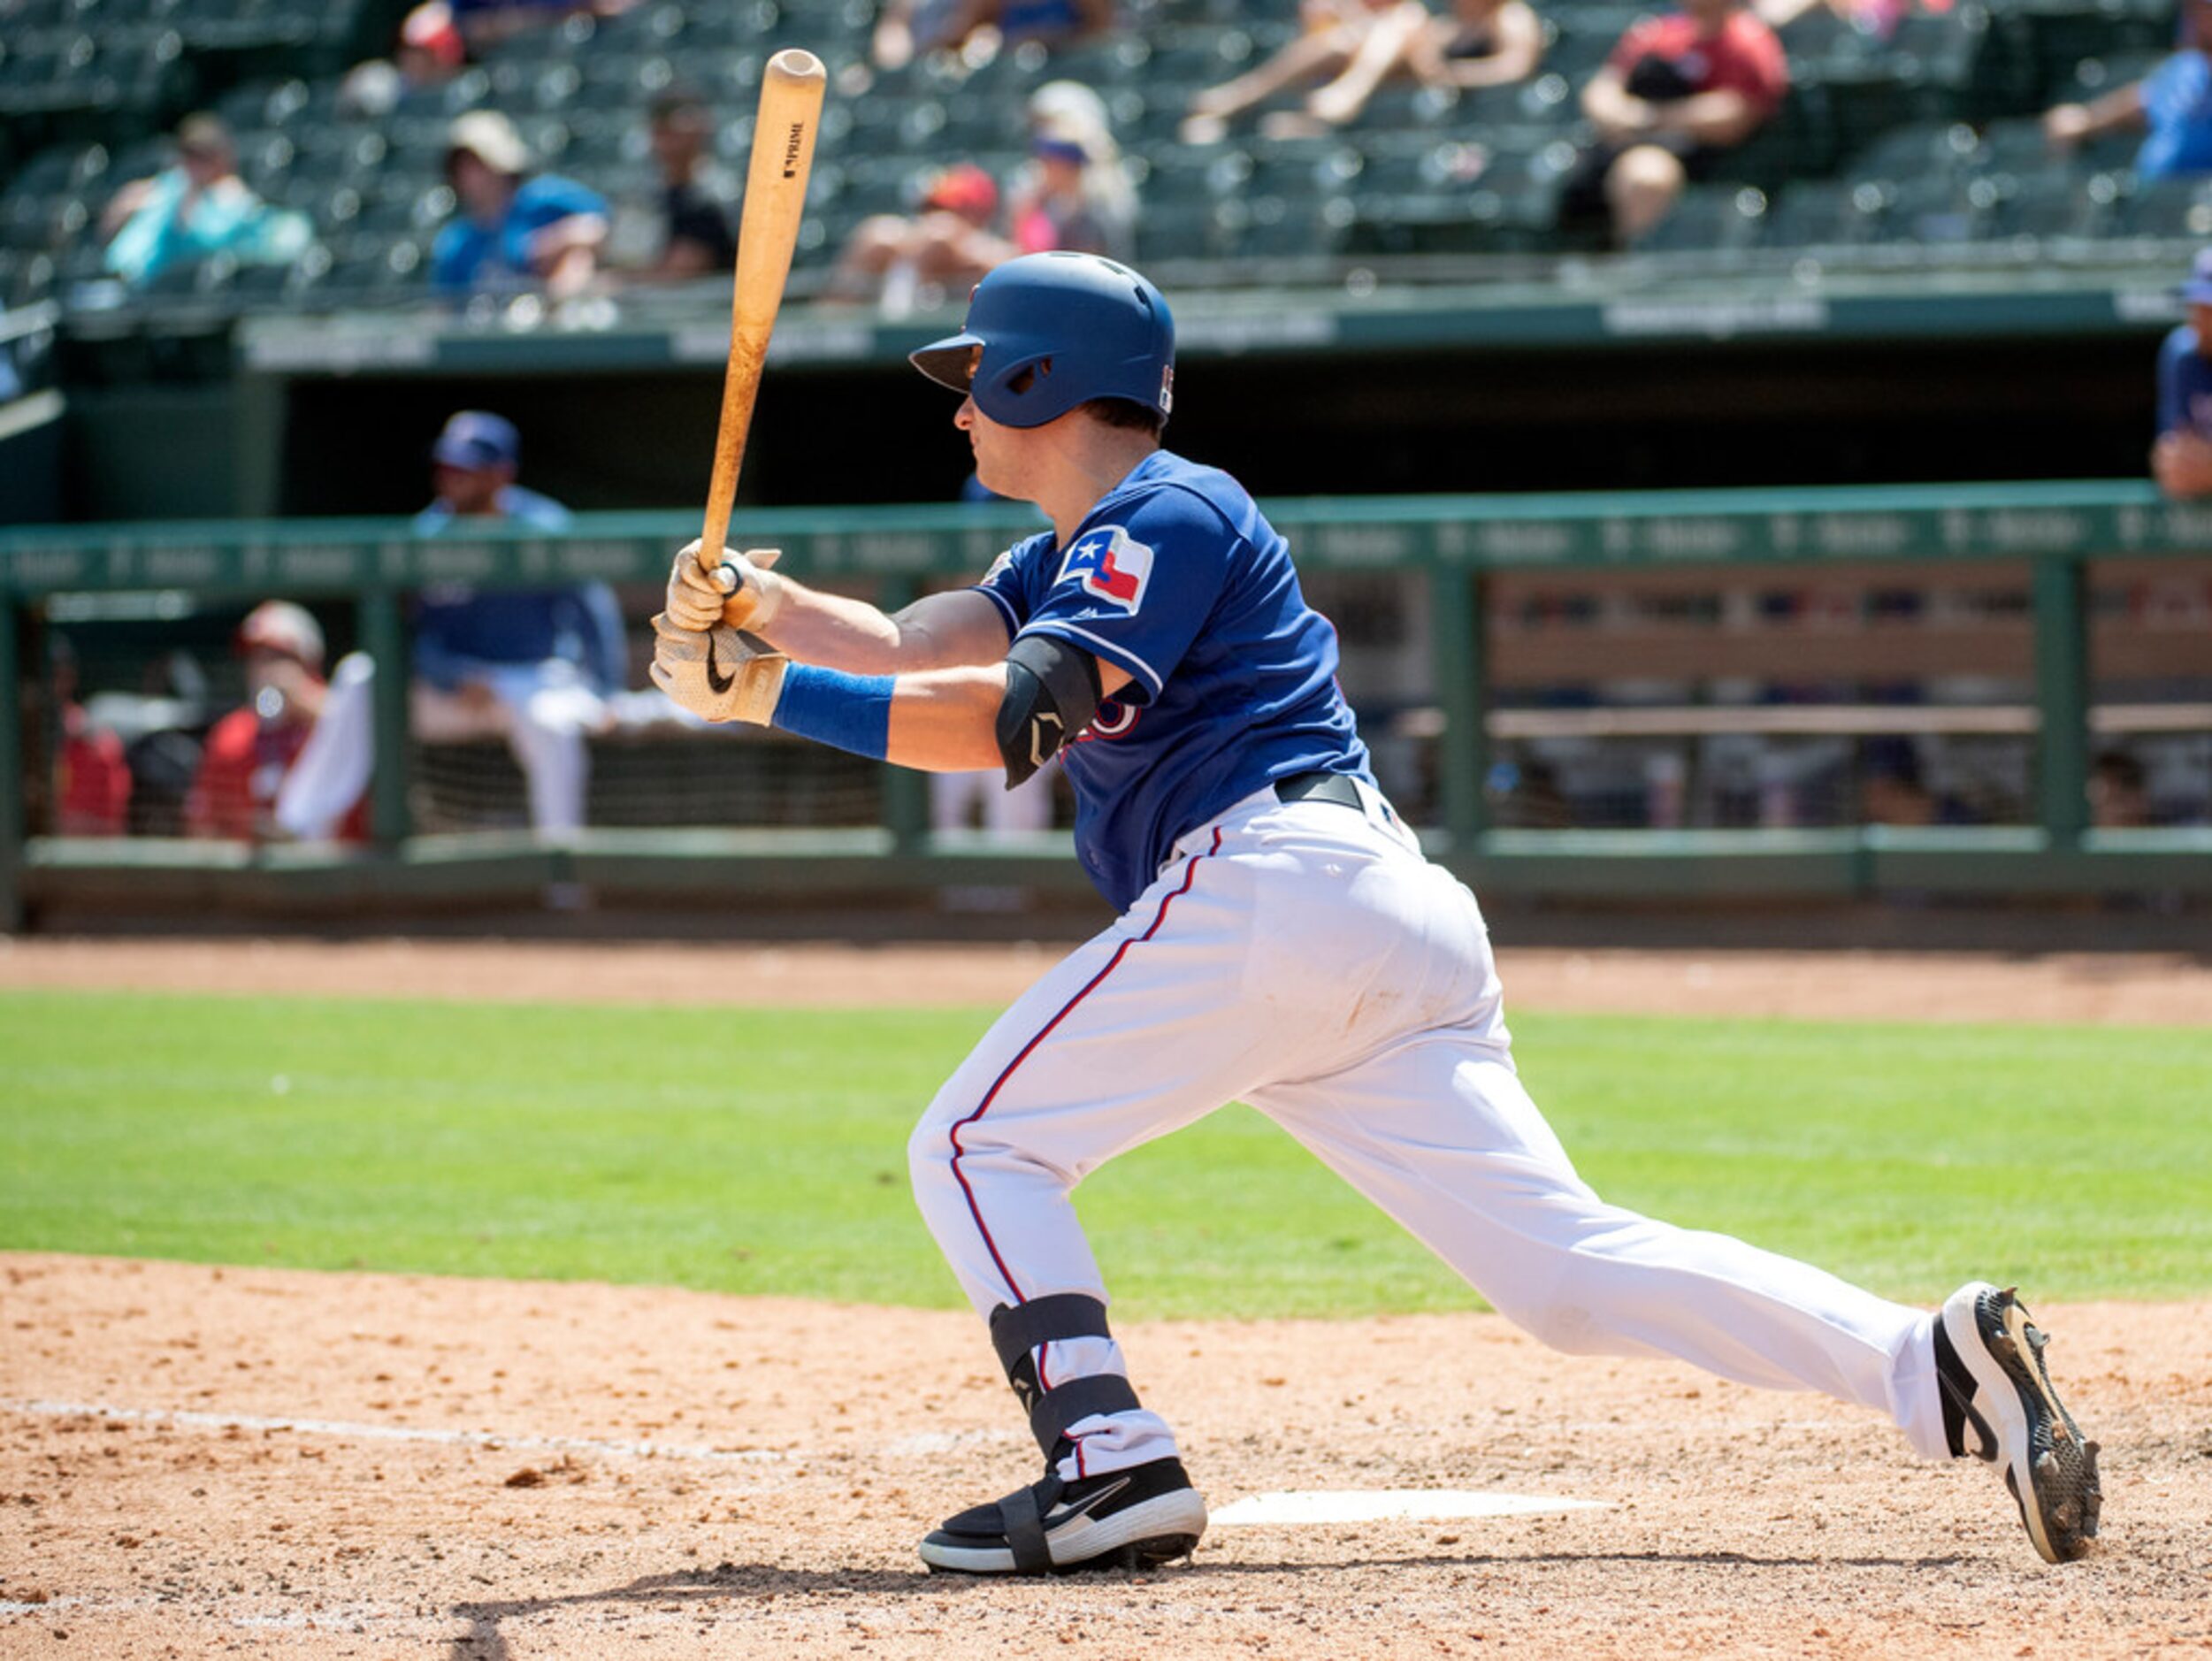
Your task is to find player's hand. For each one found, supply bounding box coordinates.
[666,541,786,632]
[648,612,787,724]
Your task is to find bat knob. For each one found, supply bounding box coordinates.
[766,48,827,83]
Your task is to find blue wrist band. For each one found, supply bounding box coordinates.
[770,664,896,761]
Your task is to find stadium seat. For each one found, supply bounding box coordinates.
[2119,172,2212,238]
[1633,184,1769,254]
[1848,118,1985,183]
[1764,177,1891,249]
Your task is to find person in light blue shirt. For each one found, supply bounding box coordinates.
[101,114,312,288]
[2044,0,2212,180]
[430,111,608,299]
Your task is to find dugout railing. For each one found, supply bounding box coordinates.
[4,478,2209,929]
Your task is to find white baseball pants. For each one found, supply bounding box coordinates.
[276,654,605,838]
[908,784,1949,1481]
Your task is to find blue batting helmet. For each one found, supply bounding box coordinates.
[909,252,1175,429]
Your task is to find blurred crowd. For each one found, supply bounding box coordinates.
[42,0,2212,310]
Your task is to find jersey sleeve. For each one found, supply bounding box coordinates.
[969,532,1052,638]
[1014,488,1231,703]
[1726,17,1789,116]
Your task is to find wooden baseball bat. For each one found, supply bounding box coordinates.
[698,47,827,574]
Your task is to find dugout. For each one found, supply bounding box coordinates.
[5,479,2209,933]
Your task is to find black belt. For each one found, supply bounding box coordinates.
[1274,769,1364,809]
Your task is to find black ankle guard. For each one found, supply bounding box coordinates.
[988,1295,1143,1456]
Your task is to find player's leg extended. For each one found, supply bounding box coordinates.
[1255,1038,1946,1451]
[1236,845,1947,1452]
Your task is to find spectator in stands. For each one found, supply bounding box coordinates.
[1183,0,1437,143]
[872,0,1114,72]
[432,111,608,301]
[338,2,468,120]
[186,602,367,844]
[825,163,1016,316]
[1858,737,1974,827]
[99,114,311,289]
[1007,82,1137,260]
[2045,0,2212,181]
[2090,750,2153,828]
[2152,249,2212,498]
[1558,0,1787,245]
[50,635,131,837]
[610,89,739,282]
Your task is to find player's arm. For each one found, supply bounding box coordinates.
[650,616,1130,776]
[663,541,1014,673]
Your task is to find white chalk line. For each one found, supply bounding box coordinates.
[1212,1489,1611,1527]
[3,1397,790,1466]
[3,1396,1026,1468]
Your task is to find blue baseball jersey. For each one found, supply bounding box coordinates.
[973,449,1372,910]
[2157,325,2212,436]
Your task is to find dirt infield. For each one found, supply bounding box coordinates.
[3,1255,2208,1660]
[4,938,2209,1657]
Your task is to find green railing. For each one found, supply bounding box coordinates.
[5,478,2209,926]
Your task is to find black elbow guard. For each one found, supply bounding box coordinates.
[996,633,1102,788]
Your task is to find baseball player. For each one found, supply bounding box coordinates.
[649,253,2101,1576]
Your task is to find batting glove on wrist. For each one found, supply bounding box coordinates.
[648,612,788,725]
[666,541,786,632]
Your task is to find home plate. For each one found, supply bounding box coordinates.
[1210,1489,1611,1527]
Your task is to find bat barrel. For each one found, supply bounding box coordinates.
[699,47,827,570]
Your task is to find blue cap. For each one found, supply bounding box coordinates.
[2178,248,2212,304]
[432,410,520,471]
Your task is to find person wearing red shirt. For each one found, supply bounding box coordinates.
[50,634,131,836]
[1563,0,1788,244]
[187,601,368,844]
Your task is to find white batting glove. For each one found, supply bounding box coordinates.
[648,612,788,724]
[666,540,786,632]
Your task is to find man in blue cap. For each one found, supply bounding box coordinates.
[2153,249,2212,499]
[417,410,570,532]
[277,412,623,865]
[409,410,624,839]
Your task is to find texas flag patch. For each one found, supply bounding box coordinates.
[1058,525,1154,614]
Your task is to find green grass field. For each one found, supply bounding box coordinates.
[3,990,2206,1316]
